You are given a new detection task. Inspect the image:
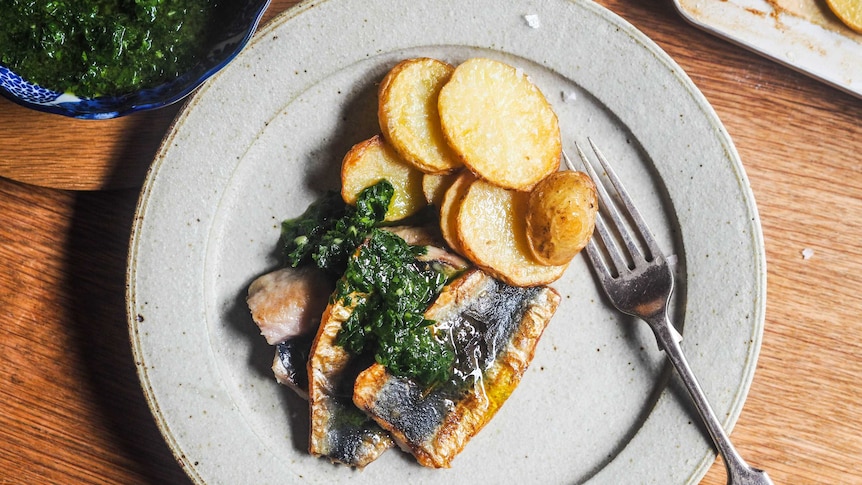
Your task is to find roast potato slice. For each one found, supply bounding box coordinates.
[422,170,460,207]
[526,171,598,266]
[378,58,462,174]
[456,179,567,286]
[438,171,475,254]
[438,58,561,191]
[341,135,426,222]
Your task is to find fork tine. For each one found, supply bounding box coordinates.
[564,149,627,276]
[576,142,646,262]
[590,209,629,276]
[586,138,666,263]
[577,140,682,345]
[586,215,625,281]
[573,143,645,276]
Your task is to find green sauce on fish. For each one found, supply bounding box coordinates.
[335,229,455,386]
[281,180,457,386]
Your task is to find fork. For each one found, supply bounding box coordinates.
[571,139,774,485]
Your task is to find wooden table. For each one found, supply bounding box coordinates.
[1,1,859,483]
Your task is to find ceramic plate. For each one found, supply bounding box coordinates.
[673,0,862,99]
[127,0,766,483]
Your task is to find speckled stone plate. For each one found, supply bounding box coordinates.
[127,0,766,483]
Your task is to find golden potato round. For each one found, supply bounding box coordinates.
[526,171,598,266]
[438,171,475,254]
[438,57,561,191]
[378,58,462,174]
[456,179,567,286]
[422,170,460,207]
[341,135,426,222]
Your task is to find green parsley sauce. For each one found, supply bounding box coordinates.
[280,181,458,386]
[335,229,455,386]
[0,0,227,97]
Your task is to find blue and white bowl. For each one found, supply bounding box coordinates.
[0,0,271,120]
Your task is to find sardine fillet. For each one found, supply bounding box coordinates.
[353,269,560,468]
[272,337,313,400]
[307,296,393,467]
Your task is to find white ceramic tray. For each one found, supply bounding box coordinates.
[674,0,862,99]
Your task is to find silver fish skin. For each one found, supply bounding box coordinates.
[353,268,560,468]
[307,292,394,467]
[305,230,467,467]
[272,336,313,400]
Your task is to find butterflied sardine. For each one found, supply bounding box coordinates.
[353,269,560,468]
[307,294,394,467]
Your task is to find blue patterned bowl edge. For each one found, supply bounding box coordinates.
[0,0,272,120]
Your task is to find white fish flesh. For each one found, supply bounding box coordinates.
[247,266,332,345]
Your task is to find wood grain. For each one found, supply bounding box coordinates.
[0,1,299,191]
[0,1,860,484]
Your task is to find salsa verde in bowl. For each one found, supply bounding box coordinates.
[0,0,272,119]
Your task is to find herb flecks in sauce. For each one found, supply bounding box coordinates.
[281,181,393,274]
[281,180,455,386]
[0,0,224,97]
[336,229,454,386]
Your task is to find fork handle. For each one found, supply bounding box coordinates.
[647,315,774,484]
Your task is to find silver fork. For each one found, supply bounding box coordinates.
[571,139,773,485]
